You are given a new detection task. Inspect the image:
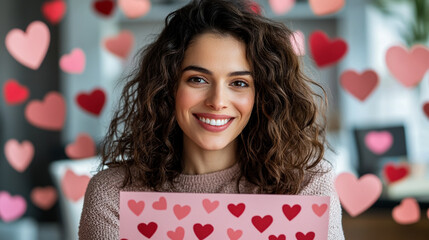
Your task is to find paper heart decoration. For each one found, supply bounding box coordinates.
[42,0,66,24]
[152,196,167,210]
[4,139,34,172]
[76,88,106,116]
[309,30,347,68]
[309,0,344,16]
[173,204,191,220]
[340,70,379,101]
[60,48,86,74]
[193,223,214,240]
[167,226,185,240]
[202,199,219,214]
[312,203,328,217]
[392,198,420,224]
[251,215,273,233]
[269,234,286,240]
[422,102,429,119]
[61,169,90,202]
[383,163,409,184]
[25,91,66,130]
[128,200,145,216]
[227,228,242,240]
[296,231,315,240]
[30,186,57,210]
[269,0,295,15]
[93,0,115,17]
[65,133,96,159]
[335,172,382,217]
[103,30,135,59]
[290,30,305,56]
[249,1,262,15]
[3,79,29,105]
[0,192,27,222]
[386,45,429,88]
[138,222,158,238]
[5,21,50,70]
[118,0,151,19]
[365,131,393,155]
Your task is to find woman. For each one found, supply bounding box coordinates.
[79,0,344,239]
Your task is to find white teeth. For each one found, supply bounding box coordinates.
[197,116,231,126]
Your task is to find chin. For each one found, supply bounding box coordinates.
[197,141,229,151]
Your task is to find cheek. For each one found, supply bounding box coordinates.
[175,86,198,113]
[234,93,255,118]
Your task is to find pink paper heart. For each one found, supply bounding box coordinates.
[392,198,420,224]
[202,198,219,214]
[386,45,429,88]
[309,0,344,16]
[118,0,150,19]
[59,48,85,74]
[365,131,393,155]
[340,69,379,101]
[3,79,30,105]
[25,91,66,130]
[61,169,90,202]
[5,21,50,70]
[31,186,57,210]
[4,139,34,172]
[103,30,134,59]
[152,196,167,210]
[128,200,145,216]
[312,203,328,217]
[65,133,96,159]
[173,204,191,220]
[0,191,27,222]
[335,172,382,217]
[167,226,185,240]
[269,0,295,15]
[227,228,242,240]
[290,30,305,56]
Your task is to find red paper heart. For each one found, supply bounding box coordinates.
[269,234,286,240]
[93,0,115,16]
[423,102,429,119]
[249,1,262,15]
[193,223,214,240]
[296,231,315,240]
[30,186,57,210]
[4,79,29,105]
[42,0,66,24]
[340,70,379,101]
[137,222,157,238]
[282,204,301,221]
[76,88,106,116]
[128,199,144,216]
[228,203,245,218]
[152,196,167,210]
[251,215,273,233]
[383,163,409,184]
[61,169,90,202]
[309,30,347,68]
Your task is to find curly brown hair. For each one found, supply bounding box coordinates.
[101,0,328,194]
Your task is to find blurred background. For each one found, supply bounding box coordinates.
[0,0,428,239]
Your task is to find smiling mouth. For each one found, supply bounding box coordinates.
[193,114,234,127]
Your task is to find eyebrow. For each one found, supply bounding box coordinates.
[182,65,252,77]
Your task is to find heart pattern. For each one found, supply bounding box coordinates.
[269,234,286,240]
[228,203,245,218]
[65,133,96,159]
[202,198,219,214]
[3,79,30,105]
[282,204,301,221]
[30,186,57,210]
[25,91,66,130]
[128,200,145,216]
[193,223,214,240]
[309,30,347,68]
[61,169,90,202]
[296,231,316,240]
[4,139,34,172]
[173,204,191,220]
[227,228,242,240]
[42,0,66,24]
[364,131,393,155]
[138,222,158,238]
[0,191,27,222]
[251,215,273,233]
[76,88,106,116]
[383,163,409,184]
[167,227,185,240]
[153,196,167,210]
[340,70,379,101]
[392,198,420,225]
[312,204,328,217]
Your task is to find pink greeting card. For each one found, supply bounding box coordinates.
[119,191,330,240]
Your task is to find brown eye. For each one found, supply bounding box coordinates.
[231,80,249,88]
[187,77,207,84]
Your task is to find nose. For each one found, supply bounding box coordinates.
[204,83,227,111]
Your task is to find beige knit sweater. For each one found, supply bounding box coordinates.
[78,163,344,239]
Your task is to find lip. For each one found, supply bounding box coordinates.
[193,114,234,132]
[193,113,234,119]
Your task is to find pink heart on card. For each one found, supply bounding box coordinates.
[152,196,167,210]
[227,228,242,240]
[312,203,328,217]
[202,199,219,214]
[365,131,393,155]
[269,0,295,15]
[0,192,27,222]
[30,186,57,210]
[335,172,382,217]
[25,91,66,130]
[4,139,34,172]
[386,45,429,88]
[103,30,134,59]
[392,198,420,224]
[173,204,191,220]
[5,21,50,70]
[309,0,344,16]
[296,231,315,240]
[3,79,29,105]
[340,70,379,101]
[128,200,145,216]
[65,133,96,159]
[167,226,184,240]
[118,0,150,19]
[61,169,90,202]
[59,48,85,74]
[290,30,305,56]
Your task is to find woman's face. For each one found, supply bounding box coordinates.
[175,32,255,151]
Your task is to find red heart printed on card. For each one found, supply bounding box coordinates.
[340,70,379,101]
[282,204,301,221]
[93,0,115,16]
[173,204,191,220]
[227,228,242,240]
[193,223,214,240]
[309,30,347,68]
[269,234,286,240]
[312,203,328,217]
[25,91,66,130]
[128,200,144,216]
[383,163,409,184]
[152,196,167,210]
[3,79,29,105]
[42,0,66,24]
[76,88,106,116]
[202,199,219,214]
[65,133,96,159]
[392,198,420,225]
[423,102,429,119]
[0,192,27,222]
[30,186,57,210]
[296,231,315,240]
[309,0,344,16]
[103,30,135,59]
[228,203,245,218]
[138,222,157,238]
[251,215,273,233]
[365,131,393,155]
[61,169,90,202]
[4,139,34,172]
[167,226,184,240]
